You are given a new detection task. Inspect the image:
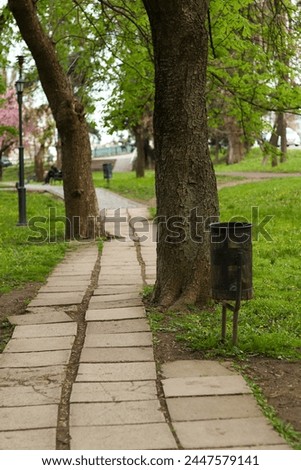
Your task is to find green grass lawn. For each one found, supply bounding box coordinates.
[0,191,67,294]
[214,147,301,173]
[93,170,156,202]
[93,170,245,203]
[1,163,36,182]
[148,177,301,360]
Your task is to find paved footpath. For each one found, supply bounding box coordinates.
[0,202,291,449]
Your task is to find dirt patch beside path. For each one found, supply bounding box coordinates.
[0,283,42,322]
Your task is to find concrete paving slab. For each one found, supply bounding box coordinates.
[51,268,93,276]
[59,262,95,268]
[0,350,70,368]
[86,306,146,322]
[161,360,236,378]
[80,347,154,363]
[39,285,86,293]
[70,400,164,426]
[0,428,56,450]
[100,267,141,274]
[4,336,74,353]
[93,286,141,295]
[45,278,90,287]
[235,444,292,449]
[12,323,76,339]
[162,375,251,397]
[101,251,137,257]
[100,260,138,266]
[54,260,96,266]
[76,362,156,382]
[98,277,142,285]
[100,271,141,278]
[88,299,143,309]
[29,292,83,307]
[26,306,76,315]
[0,384,61,406]
[128,207,151,219]
[166,396,262,421]
[70,423,177,450]
[91,293,141,301]
[8,311,73,325]
[60,255,98,265]
[86,319,149,335]
[173,417,285,448]
[84,332,152,348]
[0,366,66,386]
[71,381,157,403]
[0,404,58,431]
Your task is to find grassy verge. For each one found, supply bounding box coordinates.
[0,191,67,294]
[214,147,301,173]
[93,170,155,202]
[93,170,245,203]
[2,163,36,182]
[147,177,301,360]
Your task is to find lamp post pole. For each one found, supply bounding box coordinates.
[15,55,26,226]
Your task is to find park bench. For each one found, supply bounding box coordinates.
[50,170,63,184]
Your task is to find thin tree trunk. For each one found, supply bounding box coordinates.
[34,143,45,182]
[143,0,219,309]
[133,125,145,178]
[279,113,287,162]
[8,0,101,239]
[224,115,245,164]
[269,113,285,167]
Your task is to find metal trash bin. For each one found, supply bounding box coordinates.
[210,222,253,301]
[210,222,253,345]
[102,163,113,181]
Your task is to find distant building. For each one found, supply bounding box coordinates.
[92,144,134,158]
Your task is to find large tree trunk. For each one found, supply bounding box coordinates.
[8,0,101,239]
[143,0,219,309]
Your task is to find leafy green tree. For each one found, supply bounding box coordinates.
[97,0,154,177]
[8,0,101,239]
[207,0,301,164]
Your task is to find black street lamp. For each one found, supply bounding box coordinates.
[15,55,27,226]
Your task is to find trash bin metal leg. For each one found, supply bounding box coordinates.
[232,252,242,346]
[222,303,227,341]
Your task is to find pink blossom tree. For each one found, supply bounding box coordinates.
[0,87,54,181]
[0,88,18,180]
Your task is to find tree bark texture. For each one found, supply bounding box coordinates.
[8,0,100,239]
[143,0,219,309]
